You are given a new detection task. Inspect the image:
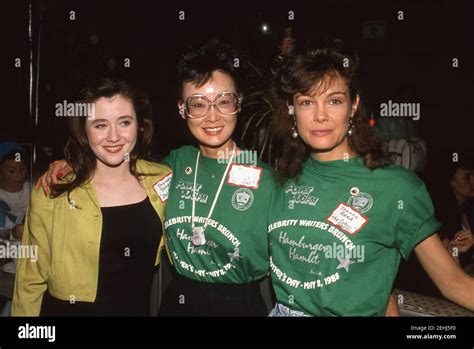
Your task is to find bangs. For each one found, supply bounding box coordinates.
[299,70,344,97]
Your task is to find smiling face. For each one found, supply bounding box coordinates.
[85,94,138,169]
[179,70,238,157]
[292,73,359,161]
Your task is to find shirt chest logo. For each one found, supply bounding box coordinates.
[175,180,208,203]
[347,191,374,214]
[285,184,319,209]
[231,188,254,211]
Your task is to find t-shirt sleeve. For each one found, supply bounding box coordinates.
[394,182,441,260]
[161,150,175,170]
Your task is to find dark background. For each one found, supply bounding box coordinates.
[0,0,473,316]
[1,0,472,164]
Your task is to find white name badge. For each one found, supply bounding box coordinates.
[153,173,172,203]
[326,203,368,235]
[227,164,262,189]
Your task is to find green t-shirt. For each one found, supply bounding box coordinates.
[268,155,440,316]
[163,145,275,283]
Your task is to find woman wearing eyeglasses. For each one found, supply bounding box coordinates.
[157,40,275,316]
[36,41,276,316]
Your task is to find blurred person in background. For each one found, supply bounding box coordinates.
[0,142,30,241]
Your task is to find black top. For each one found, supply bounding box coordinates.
[41,197,162,316]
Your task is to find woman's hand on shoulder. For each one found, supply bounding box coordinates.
[34,160,71,196]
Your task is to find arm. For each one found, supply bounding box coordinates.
[12,190,53,316]
[385,294,400,316]
[34,160,71,196]
[415,233,474,311]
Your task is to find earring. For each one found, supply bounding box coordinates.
[348,116,355,136]
[288,105,294,115]
[178,105,185,118]
[291,118,298,139]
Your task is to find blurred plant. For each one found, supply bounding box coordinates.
[238,28,293,167]
[238,60,277,166]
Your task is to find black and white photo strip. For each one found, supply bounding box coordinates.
[0,0,472,346]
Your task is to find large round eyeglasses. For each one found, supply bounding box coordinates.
[183,91,242,119]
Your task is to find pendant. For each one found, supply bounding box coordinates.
[192,226,206,246]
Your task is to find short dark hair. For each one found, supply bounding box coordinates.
[177,40,242,99]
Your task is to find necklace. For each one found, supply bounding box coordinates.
[191,142,236,246]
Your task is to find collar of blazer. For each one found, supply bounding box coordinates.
[67,159,170,210]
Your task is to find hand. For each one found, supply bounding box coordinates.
[34,160,71,196]
[448,229,473,254]
[11,224,24,240]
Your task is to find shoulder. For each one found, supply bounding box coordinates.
[373,164,425,192]
[22,181,32,193]
[255,158,274,172]
[255,159,277,185]
[162,145,198,169]
[29,186,57,208]
[136,159,172,177]
[169,145,198,158]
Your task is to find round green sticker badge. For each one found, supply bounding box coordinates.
[347,192,373,213]
[232,188,254,211]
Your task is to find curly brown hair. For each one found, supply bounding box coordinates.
[271,38,391,180]
[51,76,154,199]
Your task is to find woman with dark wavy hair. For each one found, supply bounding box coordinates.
[13,77,172,316]
[268,38,474,316]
